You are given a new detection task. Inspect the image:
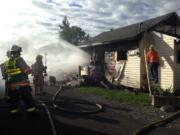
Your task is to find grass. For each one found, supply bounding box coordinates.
[79,87,151,105]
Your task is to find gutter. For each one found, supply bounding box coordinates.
[79,42,103,48]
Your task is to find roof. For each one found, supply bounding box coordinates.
[80,12,180,48]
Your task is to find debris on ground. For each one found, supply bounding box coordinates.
[160,105,177,112]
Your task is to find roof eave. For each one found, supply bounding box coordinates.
[79,36,138,48]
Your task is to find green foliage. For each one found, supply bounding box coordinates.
[59,16,89,45]
[152,85,162,95]
[151,85,173,96]
[79,87,151,105]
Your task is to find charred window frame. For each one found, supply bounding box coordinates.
[177,50,180,63]
[117,51,127,61]
[175,39,180,63]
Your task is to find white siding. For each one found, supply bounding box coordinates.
[119,54,141,88]
[152,31,175,92]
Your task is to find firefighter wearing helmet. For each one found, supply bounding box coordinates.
[3,45,36,115]
[0,50,12,101]
[31,54,47,95]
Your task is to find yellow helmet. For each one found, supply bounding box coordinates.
[149,44,154,50]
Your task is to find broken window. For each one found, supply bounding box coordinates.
[177,50,180,63]
[175,39,180,63]
[117,51,127,61]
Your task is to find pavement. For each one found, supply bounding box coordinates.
[44,85,180,135]
[0,85,179,135]
[0,100,53,135]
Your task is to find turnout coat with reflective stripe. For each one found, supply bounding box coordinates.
[4,57,31,89]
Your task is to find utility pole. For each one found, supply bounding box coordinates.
[44,52,48,89]
[44,52,48,68]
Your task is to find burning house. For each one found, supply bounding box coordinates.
[79,12,180,93]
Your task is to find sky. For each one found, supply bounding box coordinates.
[34,0,180,36]
[0,0,179,40]
[0,0,180,94]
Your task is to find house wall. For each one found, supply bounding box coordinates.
[152,31,176,92]
[88,32,178,91]
[104,49,141,88]
[119,50,141,88]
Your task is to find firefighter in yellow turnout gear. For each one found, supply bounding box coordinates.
[3,45,36,115]
[1,50,11,101]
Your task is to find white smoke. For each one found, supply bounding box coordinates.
[0,35,90,98]
[0,35,90,97]
[0,0,90,98]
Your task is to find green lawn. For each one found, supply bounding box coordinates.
[79,87,151,105]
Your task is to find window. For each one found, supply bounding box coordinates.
[117,51,127,61]
[177,50,180,63]
[175,39,180,63]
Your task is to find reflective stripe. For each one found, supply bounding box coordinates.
[8,71,22,76]
[6,68,22,75]
[4,58,22,76]
[8,82,30,89]
[6,68,21,73]
[26,107,36,112]
[10,109,19,114]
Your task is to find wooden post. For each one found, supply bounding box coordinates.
[143,33,152,96]
[144,42,152,96]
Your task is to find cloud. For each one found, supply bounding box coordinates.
[69,2,82,8]
[30,0,180,36]
[0,0,180,97]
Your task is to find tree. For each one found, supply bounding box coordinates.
[59,16,89,45]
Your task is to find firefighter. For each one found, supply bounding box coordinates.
[146,45,160,84]
[4,45,36,115]
[0,50,11,101]
[31,54,47,95]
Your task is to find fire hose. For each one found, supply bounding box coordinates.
[47,86,180,135]
[34,85,103,135]
[133,110,180,135]
[52,86,103,115]
[38,102,57,135]
[0,99,57,135]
